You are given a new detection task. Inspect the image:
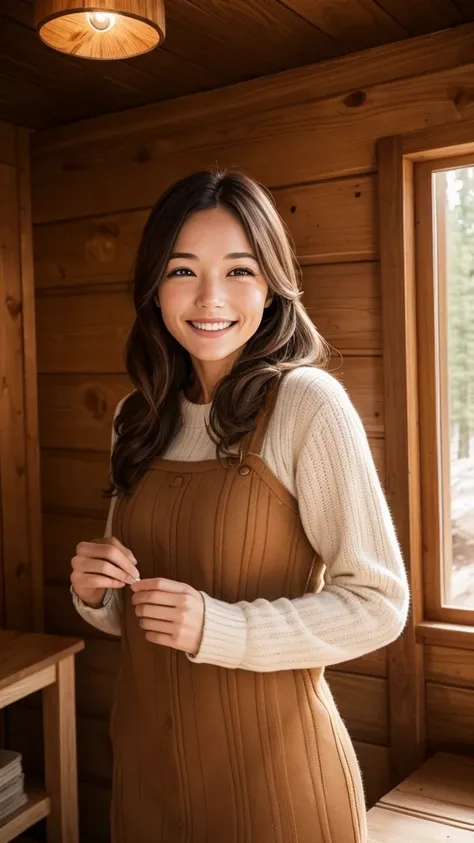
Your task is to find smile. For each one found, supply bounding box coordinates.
[187,321,237,336]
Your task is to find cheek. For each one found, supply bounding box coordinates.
[237,285,268,321]
[159,284,189,322]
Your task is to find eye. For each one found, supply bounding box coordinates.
[228,267,255,277]
[167,267,195,278]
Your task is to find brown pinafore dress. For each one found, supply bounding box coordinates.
[110,383,368,843]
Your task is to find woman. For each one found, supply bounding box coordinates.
[71,169,409,843]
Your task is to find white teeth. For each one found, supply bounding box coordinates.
[190,321,233,332]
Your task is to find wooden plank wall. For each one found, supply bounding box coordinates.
[0,123,43,633]
[24,22,474,842]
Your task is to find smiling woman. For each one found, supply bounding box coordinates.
[158,207,273,403]
[106,168,328,495]
[70,167,408,843]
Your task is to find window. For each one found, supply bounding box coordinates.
[416,156,474,624]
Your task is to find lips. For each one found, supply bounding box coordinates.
[186,320,237,337]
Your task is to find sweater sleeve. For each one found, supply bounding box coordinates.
[190,376,410,671]
[71,398,129,637]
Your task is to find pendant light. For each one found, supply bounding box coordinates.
[36,2,166,60]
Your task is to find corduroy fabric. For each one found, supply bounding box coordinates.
[110,384,367,842]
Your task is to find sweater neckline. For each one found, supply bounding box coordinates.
[180,393,211,429]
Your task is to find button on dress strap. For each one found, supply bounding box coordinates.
[243,379,281,459]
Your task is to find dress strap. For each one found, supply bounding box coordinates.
[243,379,282,459]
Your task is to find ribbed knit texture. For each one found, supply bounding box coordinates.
[72,366,409,670]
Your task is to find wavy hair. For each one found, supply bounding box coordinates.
[109,168,330,495]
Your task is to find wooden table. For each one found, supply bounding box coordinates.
[0,630,84,843]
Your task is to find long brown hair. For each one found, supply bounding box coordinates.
[110,168,330,495]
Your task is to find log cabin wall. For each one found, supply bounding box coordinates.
[21,22,474,842]
[0,123,42,634]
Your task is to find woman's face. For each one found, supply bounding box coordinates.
[158,207,271,377]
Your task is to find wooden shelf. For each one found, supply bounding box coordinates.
[0,791,51,843]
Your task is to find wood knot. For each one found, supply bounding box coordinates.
[344,91,367,109]
[83,385,108,420]
[5,295,22,318]
[85,223,119,264]
[453,88,472,112]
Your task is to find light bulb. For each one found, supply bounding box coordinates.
[87,12,116,32]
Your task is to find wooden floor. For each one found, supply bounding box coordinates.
[367,752,474,841]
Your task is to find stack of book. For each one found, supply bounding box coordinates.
[0,749,27,821]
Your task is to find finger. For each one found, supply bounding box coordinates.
[134,603,176,622]
[72,556,136,585]
[131,590,180,607]
[94,536,136,562]
[75,542,139,580]
[130,577,189,594]
[71,572,126,590]
[138,618,174,635]
[144,631,178,647]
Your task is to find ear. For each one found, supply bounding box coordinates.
[264,295,273,309]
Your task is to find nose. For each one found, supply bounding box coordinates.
[195,274,224,309]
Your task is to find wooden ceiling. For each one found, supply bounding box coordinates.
[0,0,473,129]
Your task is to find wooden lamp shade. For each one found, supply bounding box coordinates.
[36,1,166,60]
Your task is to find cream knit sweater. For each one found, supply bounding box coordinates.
[72,366,409,670]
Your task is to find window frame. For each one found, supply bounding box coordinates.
[377,125,474,651]
[376,124,474,785]
[415,153,474,627]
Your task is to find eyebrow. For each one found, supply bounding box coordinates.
[169,251,258,261]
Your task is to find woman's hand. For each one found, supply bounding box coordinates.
[131,578,205,656]
[71,537,140,608]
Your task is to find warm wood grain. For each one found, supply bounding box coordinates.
[31,61,474,222]
[32,177,377,293]
[36,0,165,61]
[369,752,474,839]
[334,648,387,678]
[36,290,134,374]
[38,374,131,451]
[354,741,391,807]
[33,258,381,356]
[36,360,382,453]
[0,160,32,630]
[375,0,465,34]
[16,128,44,633]
[379,752,474,827]
[425,645,474,688]
[326,671,389,744]
[0,630,83,691]
[416,620,474,651]
[279,0,408,50]
[0,792,51,843]
[367,804,474,842]
[0,664,56,710]
[0,140,44,632]
[41,450,110,517]
[32,23,474,150]
[43,655,79,843]
[377,136,425,782]
[427,683,474,749]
